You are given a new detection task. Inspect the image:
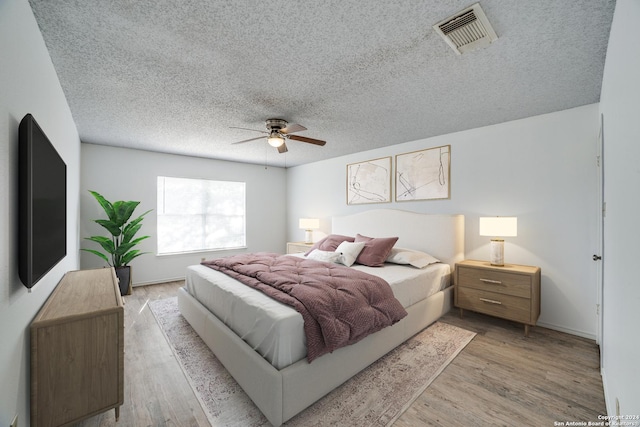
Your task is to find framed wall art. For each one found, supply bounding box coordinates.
[346,156,391,205]
[395,145,450,201]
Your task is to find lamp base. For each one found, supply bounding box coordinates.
[304,229,313,244]
[489,239,505,266]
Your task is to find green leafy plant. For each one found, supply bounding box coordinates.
[82,190,152,267]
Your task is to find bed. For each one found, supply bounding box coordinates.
[178,209,464,426]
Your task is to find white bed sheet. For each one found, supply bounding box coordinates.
[184,258,450,369]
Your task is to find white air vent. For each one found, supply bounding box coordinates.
[433,3,498,55]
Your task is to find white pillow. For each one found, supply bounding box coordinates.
[386,247,440,268]
[306,249,341,264]
[334,241,366,267]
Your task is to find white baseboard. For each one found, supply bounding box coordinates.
[536,321,596,341]
[601,368,613,416]
[132,276,185,287]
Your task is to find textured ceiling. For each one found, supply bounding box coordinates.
[29,0,616,168]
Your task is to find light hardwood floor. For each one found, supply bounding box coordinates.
[77,281,606,426]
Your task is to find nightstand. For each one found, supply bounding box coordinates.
[286,242,314,254]
[455,259,541,336]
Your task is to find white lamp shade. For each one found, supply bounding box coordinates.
[299,218,319,230]
[299,218,319,244]
[479,217,517,237]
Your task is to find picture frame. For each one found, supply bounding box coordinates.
[395,145,450,201]
[346,156,392,205]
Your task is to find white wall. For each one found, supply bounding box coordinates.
[288,104,600,338]
[81,144,287,284]
[0,0,81,425]
[599,0,640,417]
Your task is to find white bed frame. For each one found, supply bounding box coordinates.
[178,209,464,426]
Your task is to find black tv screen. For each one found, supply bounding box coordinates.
[19,114,67,289]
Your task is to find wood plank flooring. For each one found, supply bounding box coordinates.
[77,281,606,426]
[395,311,606,427]
[76,281,210,427]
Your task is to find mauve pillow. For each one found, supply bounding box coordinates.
[354,234,399,267]
[304,234,355,256]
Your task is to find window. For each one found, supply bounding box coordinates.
[157,176,246,254]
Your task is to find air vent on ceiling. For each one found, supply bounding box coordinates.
[433,3,497,55]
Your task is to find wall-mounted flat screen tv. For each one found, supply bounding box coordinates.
[19,114,67,289]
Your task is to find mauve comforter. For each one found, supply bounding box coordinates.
[202,252,407,363]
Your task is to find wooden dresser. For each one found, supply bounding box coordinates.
[30,268,124,427]
[455,260,541,336]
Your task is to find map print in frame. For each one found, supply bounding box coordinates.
[346,156,392,205]
[396,145,450,201]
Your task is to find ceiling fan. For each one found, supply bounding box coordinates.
[230,119,326,154]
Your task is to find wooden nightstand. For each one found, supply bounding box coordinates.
[286,241,314,254]
[455,259,541,336]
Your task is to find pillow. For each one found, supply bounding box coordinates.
[304,234,355,256]
[386,247,440,268]
[353,234,399,267]
[306,249,341,264]
[334,241,366,267]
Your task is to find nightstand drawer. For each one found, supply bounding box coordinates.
[286,242,313,254]
[457,266,531,298]
[456,287,532,324]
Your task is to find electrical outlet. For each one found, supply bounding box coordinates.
[10,414,18,427]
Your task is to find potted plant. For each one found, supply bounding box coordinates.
[82,190,152,295]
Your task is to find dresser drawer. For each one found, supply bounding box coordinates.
[456,287,532,324]
[457,266,532,298]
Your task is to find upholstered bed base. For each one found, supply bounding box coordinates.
[177,284,453,426]
[178,210,464,425]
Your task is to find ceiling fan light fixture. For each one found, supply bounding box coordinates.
[267,131,285,147]
[230,118,324,153]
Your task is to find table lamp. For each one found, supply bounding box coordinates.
[479,217,517,266]
[299,218,319,244]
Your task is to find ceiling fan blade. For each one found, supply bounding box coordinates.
[288,134,326,146]
[281,123,306,134]
[229,126,268,134]
[277,142,288,154]
[231,136,265,144]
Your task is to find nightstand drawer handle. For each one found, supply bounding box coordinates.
[479,278,502,285]
[479,297,503,305]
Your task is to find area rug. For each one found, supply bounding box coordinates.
[149,297,475,426]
